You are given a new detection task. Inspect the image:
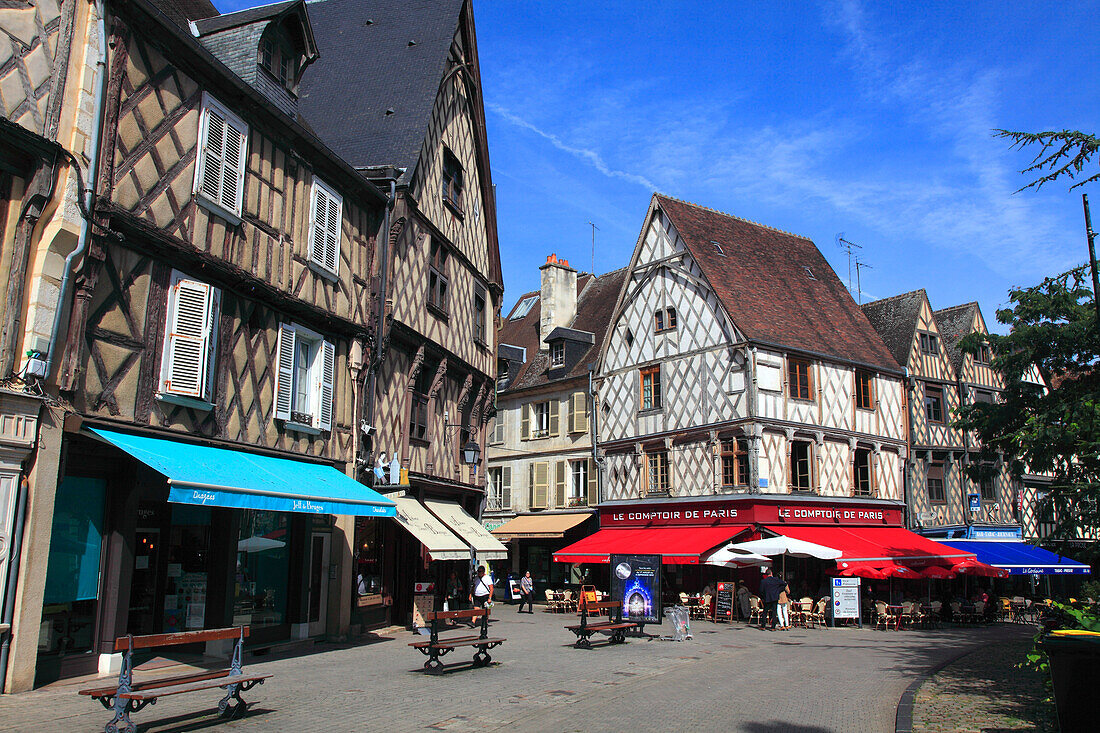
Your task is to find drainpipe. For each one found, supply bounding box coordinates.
[748,345,760,493]
[364,176,397,459]
[43,0,108,379]
[0,477,30,693]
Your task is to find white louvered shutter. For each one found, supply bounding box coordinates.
[532,462,549,509]
[221,118,246,213]
[198,98,248,217]
[275,324,296,421]
[199,108,225,204]
[317,340,335,431]
[548,399,560,437]
[164,279,212,397]
[521,403,530,440]
[310,180,342,275]
[571,392,588,433]
[587,458,599,505]
[501,467,511,509]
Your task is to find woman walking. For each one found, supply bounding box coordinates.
[777,574,792,630]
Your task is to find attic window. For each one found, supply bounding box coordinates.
[442,147,464,215]
[803,267,816,280]
[710,240,725,256]
[511,295,538,320]
[258,29,299,93]
[550,342,565,368]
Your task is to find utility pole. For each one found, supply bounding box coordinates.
[1084,194,1100,321]
[588,221,600,274]
[855,259,872,305]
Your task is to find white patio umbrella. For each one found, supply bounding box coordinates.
[237,536,286,553]
[725,536,843,575]
[704,546,773,568]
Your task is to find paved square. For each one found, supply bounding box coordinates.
[0,609,1032,732]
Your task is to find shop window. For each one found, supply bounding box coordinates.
[640,365,662,411]
[720,437,749,487]
[788,357,813,400]
[924,384,944,424]
[234,510,290,630]
[790,441,813,491]
[159,271,219,402]
[855,369,874,410]
[427,241,449,314]
[275,323,335,432]
[442,147,464,214]
[646,450,670,493]
[853,448,873,497]
[927,463,945,503]
[353,517,384,609]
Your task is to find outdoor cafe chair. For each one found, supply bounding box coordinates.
[692,594,712,620]
[544,589,561,613]
[748,596,763,625]
[873,601,896,630]
[679,592,690,605]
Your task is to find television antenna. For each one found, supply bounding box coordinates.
[835,233,862,292]
[854,259,873,304]
[588,221,600,274]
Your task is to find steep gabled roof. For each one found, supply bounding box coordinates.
[655,195,901,373]
[860,289,928,369]
[498,268,628,392]
[933,302,980,373]
[297,0,464,175]
[145,0,219,29]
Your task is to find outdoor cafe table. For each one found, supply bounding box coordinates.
[887,605,904,631]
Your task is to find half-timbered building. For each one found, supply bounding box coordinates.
[297,0,507,626]
[555,195,930,586]
[485,256,624,584]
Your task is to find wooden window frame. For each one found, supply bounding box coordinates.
[473,285,487,345]
[919,332,939,355]
[978,463,997,502]
[855,369,875,411]
[275,322,335,433]
[924,384,945,424]
[568,459,588,506]
[639,365,662,411]
[409,392,429,444]
[654,307,677,334]
[646,450,670,493]
[550,341,565,368]
[927,462,946,504]
[787,357,813,401]
[789,440,813,492]
[720,437,750,488]
[158,271,219,404]
[488,467,511,510]
[442,147,464,216]
[427,241,449,315]
[853,448,874,497]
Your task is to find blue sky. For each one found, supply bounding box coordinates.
[219,0,1099,330]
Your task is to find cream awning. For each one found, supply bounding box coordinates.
[424,499,509,561]
[492,513,591,540]
[385,493,470,561]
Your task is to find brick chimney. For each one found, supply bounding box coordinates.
[539,254,577,350]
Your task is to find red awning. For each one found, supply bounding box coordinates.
[765,526,975,566]
[553,526,752,565]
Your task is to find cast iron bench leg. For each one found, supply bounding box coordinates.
[473,645,492,667]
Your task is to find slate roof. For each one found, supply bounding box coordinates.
[860,289,928,369]
[655,195,901,374]
[933,302,979,373]
[498,268,628,393]
[192,1,300,34]
[297,0,464,177]
[145,0,219,29]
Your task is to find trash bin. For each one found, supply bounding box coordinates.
[1038,630,1100,732]
[663,606,692,641]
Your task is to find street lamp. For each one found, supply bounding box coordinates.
[461,437,481,466]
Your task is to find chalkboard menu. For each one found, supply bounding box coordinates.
[714,581,734,622]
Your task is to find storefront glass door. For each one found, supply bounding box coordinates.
[307,532,330,636]
[233,510,290,632]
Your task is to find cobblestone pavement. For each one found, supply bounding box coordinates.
[912,637,1056,733]
[0,610,1034,733]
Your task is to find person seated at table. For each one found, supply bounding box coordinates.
[702,583,714,597]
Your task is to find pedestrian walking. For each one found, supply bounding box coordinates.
[518,570,535,613]
[446,570,464,612]
[470,566,494,609]
[736,579,751,621]
[760,569,785,630]
[777,575,792,630]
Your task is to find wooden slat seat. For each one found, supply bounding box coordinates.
[118,673,271,701]
[78,626,268,733]
[411,607,506,674]
[566,599,642,649]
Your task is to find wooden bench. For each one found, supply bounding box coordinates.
[78,626,270,733]
[565,600,642,648]
[409,608,506,674]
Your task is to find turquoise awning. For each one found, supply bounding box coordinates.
[89,428,395,517]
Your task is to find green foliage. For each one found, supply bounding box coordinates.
[1019,600,1100,688]
[1079,579,1100,602]
[995,129,1100,191]
[955,265,1100,537]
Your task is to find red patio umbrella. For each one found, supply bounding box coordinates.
[951,558,1009,578]
[878,563,921,579]
[919,565,957,579]
[837,563,888,580]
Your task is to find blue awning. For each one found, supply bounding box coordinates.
[89,428,395,517]
[937,539,1091,576]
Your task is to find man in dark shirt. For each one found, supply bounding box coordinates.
[760,569,786,630]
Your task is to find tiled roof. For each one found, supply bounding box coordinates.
[498,268,628,392]
[297,0,464,176]
[192,1,300,34]
[144,0,219,29]
[860,290,927,369]
[933,302,979,373]
[655,195,901,373]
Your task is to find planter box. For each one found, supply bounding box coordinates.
[1039,631,1100,732]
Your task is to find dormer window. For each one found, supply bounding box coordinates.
[550,342,565,368]
[258,28,300,93]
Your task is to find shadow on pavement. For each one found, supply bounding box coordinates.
[741,721,833,733]
[133,707,274,733]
